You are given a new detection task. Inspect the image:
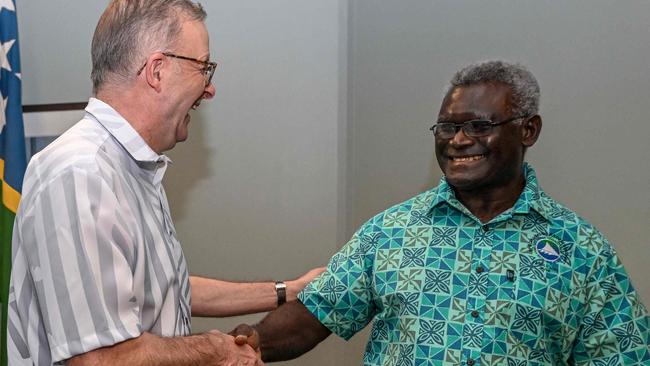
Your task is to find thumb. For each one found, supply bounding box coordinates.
[234,334,249,346]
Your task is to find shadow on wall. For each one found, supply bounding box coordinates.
[423,155,443,193]
[164,108,215,221]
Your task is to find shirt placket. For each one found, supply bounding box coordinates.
[461,222,493,366]
[153,161,191,335]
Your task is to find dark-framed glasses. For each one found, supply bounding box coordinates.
[136,52,218,86]
[429,115,528,139]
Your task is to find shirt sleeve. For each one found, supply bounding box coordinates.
[16,167,142,362]
[571,247,650,365]
[298,222,379,340]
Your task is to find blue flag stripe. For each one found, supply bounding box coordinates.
[0,0,26,194]
[1,1,26,364]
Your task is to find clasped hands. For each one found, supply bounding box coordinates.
[229,324,262,361]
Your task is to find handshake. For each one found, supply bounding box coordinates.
[232,324,262,362]
[194,323,261,365]
[185,320,261,366]
[169,266,326,366]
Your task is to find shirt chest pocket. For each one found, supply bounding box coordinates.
[499,254,575,361]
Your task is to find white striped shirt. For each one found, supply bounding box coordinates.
[8,98,192,365]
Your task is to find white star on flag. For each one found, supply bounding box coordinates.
[0,0,15,13]
[0,38,15,72]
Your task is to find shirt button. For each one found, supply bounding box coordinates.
[476,266,485,273]
[471,310,479,318]
[467,359,476,366]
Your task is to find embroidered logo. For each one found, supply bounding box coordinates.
[535,236,561,262]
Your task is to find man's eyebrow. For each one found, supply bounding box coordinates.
[437,113,493,122]
[197,52,211,62]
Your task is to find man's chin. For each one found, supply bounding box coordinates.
[174,116,191,143]
[443,170,486,191]
[175,131,188,144]
[446,177,477,191]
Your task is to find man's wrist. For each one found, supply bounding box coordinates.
[274,281,287,307]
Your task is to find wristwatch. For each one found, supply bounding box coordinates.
[275,281,287,307]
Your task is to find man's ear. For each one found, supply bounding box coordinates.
[522,114,542,148]
[143,53,165,92]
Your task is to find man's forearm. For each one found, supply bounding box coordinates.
[190,268,325,317]
[253,301,331,362]
[65,331,261,366]
[190,276,279,317]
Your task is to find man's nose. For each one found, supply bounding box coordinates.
[203,82,216,99]
[449,127,474,147]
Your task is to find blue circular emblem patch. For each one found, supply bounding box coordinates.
[535,237,561,262]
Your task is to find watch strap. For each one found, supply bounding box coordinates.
[275,281,287,306]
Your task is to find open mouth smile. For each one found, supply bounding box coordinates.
[449,154,486,162]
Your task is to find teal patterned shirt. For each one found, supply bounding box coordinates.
[299,164,649,365]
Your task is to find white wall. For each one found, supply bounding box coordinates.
[18,1,102,104]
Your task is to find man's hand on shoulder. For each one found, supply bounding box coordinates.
[286,266,326,300]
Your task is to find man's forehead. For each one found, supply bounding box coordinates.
[438,83,513,119]
[177,19,210,56]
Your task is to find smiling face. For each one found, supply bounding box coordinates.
[160,18,216,151]
[435,82,527,193]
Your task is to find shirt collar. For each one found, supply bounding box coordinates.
[427,163,553,222]
[84,97,170,165]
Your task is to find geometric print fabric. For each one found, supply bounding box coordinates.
[299,164,650,365]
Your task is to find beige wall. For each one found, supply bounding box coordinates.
[19,1,649,365]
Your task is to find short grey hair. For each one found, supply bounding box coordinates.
[91,0,206,93]
[447,60,540,117]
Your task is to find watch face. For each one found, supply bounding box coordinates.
[275,281,287,289]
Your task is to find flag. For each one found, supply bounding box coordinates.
[0,1,26,364]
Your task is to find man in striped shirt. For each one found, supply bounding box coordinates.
[7,1,321,365]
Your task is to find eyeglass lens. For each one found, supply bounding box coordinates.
[435,120,492,138]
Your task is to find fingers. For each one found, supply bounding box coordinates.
[234,334,248,346]
[230,323,260,349]
[230,323,255,337]
[245,330,260,351]
[234,334,263,365]
[302,267,326,282]
[206,330,263,365]
[232,332,260,352]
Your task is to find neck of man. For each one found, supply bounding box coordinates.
[452,172,526,224]
[96,86,165,154]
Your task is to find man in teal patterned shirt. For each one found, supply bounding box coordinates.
[232,60,649,365]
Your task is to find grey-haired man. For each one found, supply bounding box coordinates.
[8,1,321,365]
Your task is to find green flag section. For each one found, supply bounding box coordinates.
[0,1,27,364]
